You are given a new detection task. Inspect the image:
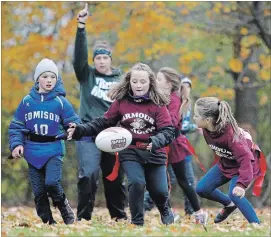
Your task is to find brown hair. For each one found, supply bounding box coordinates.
[108,63,170,105]
[195,97,241,140]
[158,67,191,119]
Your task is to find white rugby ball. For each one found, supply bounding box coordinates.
[95,127,132,152]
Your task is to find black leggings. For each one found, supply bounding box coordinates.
[171,160,200,212]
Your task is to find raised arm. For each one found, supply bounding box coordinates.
[73,3,92,83]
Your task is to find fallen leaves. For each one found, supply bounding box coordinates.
[1,207,270,236]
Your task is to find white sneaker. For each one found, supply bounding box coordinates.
[194,211,208,225]
[173,213,180,223]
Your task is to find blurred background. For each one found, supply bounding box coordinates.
[1,1,270,208]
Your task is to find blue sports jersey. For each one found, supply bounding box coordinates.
[8,78,81,168]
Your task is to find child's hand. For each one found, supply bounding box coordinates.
[67,123,77,140]
[12,145,24,159]
[77,3,89,23]
[146,142,152,151]
[232,186,245,198]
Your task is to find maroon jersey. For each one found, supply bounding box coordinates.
[104,98,171,142]
[73,95,174,165]
[167,92,192,164]
[203,124,261,188]
[103,97,174,164]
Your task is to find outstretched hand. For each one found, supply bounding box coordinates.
[67,123,77,140]
[77,3,89,24]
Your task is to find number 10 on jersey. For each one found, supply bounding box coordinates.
[34,124,48,135]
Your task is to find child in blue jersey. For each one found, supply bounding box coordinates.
[9,58,81,225]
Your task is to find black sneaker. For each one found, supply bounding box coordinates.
[160,206,174,225]
[113,216,128,222]
[56,198,75,225]
[48,217,57,225]
[35,195,56,225]
[214,205,237,223]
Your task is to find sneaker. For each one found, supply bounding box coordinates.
[57,198,75,225]
[214,205,237,223]
[113,216,128,222]
[160,207,174,225]
[194,211,208,225]
[173,213,180,223]
[48,217,57,225]
[35,195,56,225]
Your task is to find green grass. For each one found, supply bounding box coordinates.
[1,207,270,236]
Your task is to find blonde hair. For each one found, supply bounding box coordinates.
[108,63,170,105]
[195,97,241,140]
[180,79,192,115]
[158,67,190,119]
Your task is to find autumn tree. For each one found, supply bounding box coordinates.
[1,2,270,206]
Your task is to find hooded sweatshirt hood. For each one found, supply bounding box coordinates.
[29,75,66,101]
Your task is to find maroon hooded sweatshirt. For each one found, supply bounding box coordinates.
[203,124,261,189]
[167,92,193,164]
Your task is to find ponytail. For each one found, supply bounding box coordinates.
[196,97,241,141]
[217,101,240,141]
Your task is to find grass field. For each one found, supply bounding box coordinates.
[1,206,270,236]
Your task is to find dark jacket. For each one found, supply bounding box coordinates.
[73,27,121,123]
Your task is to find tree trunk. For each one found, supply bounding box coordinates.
[235,87,258,140]
[232,26,259,141]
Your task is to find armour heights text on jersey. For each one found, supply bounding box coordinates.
[72,94,175,165]
[202,125,261,189]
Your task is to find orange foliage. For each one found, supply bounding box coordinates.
[240,47,251,59]
[229,58,243,73]
[259,95,268,105]
[248,63,260,72]
[259,70,270,81]
[240,27,248,35]
[242,77,250,83]
[2,1,269,118]
[209,66,225,76]
[201,87,235,100]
